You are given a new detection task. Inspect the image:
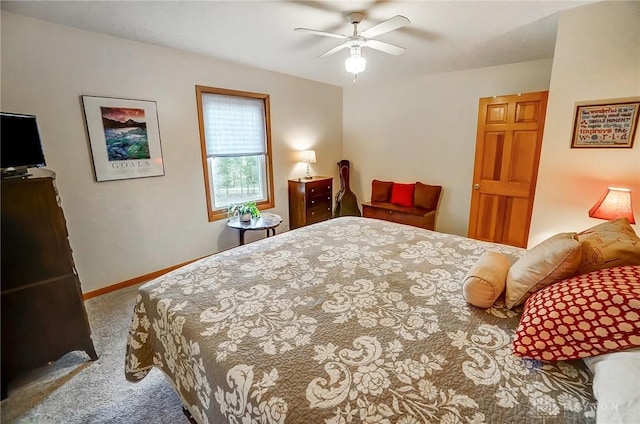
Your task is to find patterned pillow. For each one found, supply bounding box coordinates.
[504,233,583,309]
[576,218,640,275]
[512,265,640,361]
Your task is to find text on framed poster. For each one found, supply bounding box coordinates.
[571,99,639,148]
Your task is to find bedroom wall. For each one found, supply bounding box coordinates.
[343,1,640,245]
[528,1,640,246]
[342,59,554,237]
[0,12,343,294]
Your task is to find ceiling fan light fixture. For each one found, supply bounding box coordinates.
[295,12,410,80]
[345,47,366,75]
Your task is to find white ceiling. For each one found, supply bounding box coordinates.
[2,0,595,87]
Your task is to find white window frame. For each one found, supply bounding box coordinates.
[195,85,274,222]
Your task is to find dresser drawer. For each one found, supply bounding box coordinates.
[306,203,332,224]
[306,192,332,208]
[306,180,332,196]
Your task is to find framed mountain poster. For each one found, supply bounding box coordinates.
[82,95,165,181]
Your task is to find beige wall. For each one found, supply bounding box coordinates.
[344,0,640,243]
[529,1,640,246]
[343,59,553,236]
[1,12,343,294]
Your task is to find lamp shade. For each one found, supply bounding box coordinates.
[588,187,635,224]
[300,150,316,164]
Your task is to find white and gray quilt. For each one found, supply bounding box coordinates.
[125,217,596,423]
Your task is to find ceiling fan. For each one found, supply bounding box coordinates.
[294,12,411,77]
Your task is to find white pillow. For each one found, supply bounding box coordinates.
[583,347,640,424]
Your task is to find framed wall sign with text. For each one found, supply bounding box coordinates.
[82,95,165,181]
[571,98,640,148]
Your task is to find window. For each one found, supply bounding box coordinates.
[196,86,274,221]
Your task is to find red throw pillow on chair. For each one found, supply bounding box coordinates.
[390,183,415,207]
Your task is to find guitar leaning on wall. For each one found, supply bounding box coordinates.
[334,159,361,217]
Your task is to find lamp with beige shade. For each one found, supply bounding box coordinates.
[299,150,316,179]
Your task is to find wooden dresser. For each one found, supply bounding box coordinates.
[1,172,97,399]
[288,177,333,229]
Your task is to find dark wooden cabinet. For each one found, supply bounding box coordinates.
[1,172,97,399]
[288,177,333,229]
[362,202,436,230]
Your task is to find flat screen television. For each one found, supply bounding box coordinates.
[0,112,46,178]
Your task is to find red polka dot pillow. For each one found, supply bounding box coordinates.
[512,265,640,361]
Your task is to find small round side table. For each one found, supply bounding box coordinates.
[226,212,282,245]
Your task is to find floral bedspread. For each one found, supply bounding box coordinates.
[125,217,596,423]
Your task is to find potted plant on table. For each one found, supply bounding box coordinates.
[227,201,261,222]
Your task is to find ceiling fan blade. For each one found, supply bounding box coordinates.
[294,28,347,40]
[318,43,349,57]
[360,15,411,38]
[365,39,406,55]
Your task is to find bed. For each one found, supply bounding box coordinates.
[125,217,597,423]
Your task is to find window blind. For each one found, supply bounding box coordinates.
[202,93,266,157]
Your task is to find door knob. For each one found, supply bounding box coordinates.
[473,184,480,190]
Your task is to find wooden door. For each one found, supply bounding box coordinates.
[467,91,548,248]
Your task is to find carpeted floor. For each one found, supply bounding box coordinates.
[1,284,191,423]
